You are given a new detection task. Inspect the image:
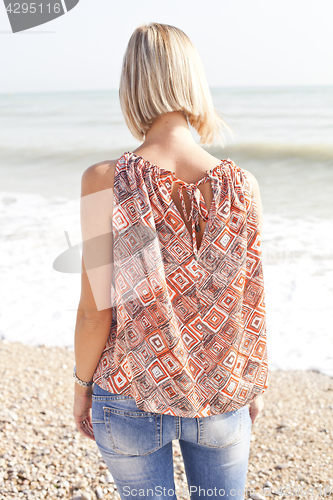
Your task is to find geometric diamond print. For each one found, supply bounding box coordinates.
[93,152,269,418]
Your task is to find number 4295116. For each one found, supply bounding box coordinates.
[6,3,62,14]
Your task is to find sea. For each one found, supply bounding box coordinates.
[1,86,332,378]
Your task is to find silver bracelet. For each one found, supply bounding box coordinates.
[73,366,94,387]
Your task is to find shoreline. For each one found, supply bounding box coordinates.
[1,340,332,500]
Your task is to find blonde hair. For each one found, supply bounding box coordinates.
[119,23,233,146]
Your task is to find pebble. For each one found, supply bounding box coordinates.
[250,493,265,500]
[81,492,92,500]
[0,340,332,500]
[95,486,104,499]
[104,472,114,483]
[76,478,89,489]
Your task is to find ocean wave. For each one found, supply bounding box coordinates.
[1,142,333,167]
[0,145,132,167]
[208,142,333,162]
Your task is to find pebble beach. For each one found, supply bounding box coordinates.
[0,340,332,500]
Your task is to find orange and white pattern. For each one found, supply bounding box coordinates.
[93,152,269,417]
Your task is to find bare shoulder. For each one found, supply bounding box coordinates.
[81,159,118,196]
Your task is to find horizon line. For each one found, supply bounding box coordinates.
[1,83,333,96]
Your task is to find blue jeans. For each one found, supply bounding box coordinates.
[92,383,252,500]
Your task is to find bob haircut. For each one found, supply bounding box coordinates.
[119,22,233,146]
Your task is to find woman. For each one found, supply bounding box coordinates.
[73,23,268,500]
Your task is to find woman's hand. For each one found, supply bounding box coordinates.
[73,384,95,441]
[249,395,264,424]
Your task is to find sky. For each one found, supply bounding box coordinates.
[0,0,333,93]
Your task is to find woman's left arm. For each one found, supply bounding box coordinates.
[73,160,116,440]
[241,167,265,424]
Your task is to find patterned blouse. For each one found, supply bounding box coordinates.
[93,151,269,418]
